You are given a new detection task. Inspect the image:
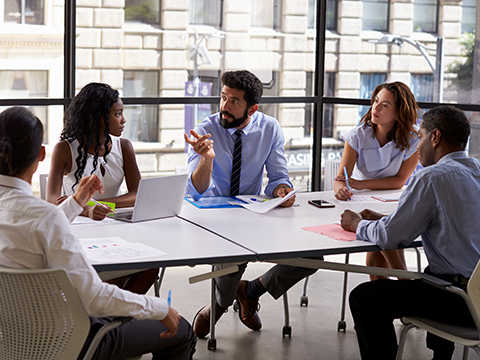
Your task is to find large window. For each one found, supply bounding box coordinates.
[189,0,221,27]
[411,74,434,102]
[461,0,476,34]
[4,0,44,25]
[413,0,438,33]
[251,0,281,29]
[309,0,337,30]
[123,71,160,142]
[125,0,160,25]
[362,0,389,31]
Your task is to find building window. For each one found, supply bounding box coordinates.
[251,0,281,30]
[358,73,387,122]
[0,70,48,142]
[123,71,160,142]
[411,74,434,102]
[308,0,337,30]
[257,71,280,120]
[4,0,44,25]
[189,0,221,28]
[362,0,389,31]
[461,0,476,34]
[413,0,438,33]
[125,0,160,25]
[304,72,335,138]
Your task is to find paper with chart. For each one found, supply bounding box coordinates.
[79,237,167,263]
[235,188,301,214]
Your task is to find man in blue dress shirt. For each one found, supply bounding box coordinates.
[341,105,480,360]
[184,70,316,338]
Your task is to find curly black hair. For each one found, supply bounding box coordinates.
[221,70,263,109]
[61,83,119,191]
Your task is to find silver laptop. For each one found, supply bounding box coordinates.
[112,174,188,223]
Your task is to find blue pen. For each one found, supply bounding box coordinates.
[343,166,352,200]
[164,290,172,331]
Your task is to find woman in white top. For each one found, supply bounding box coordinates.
[334,82,420,280]
[47,83,158,294]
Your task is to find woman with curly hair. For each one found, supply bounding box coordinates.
[334,81,420,280]
[47,82,158,294]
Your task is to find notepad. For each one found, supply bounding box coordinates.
[371,192,402,202]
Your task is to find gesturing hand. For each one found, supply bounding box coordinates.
[184,130,215,160]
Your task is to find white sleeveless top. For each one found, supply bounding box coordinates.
[63,137,125,199]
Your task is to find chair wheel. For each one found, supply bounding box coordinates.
[300,295,308,307]
[282,325,292,337]
[207,338,217,350]
[337,320,346,332]
[233,299,239,312]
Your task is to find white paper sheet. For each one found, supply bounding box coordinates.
[79,237,167,264]
[235,188,301,214]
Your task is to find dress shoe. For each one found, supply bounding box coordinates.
[235,280,262,331]
[192,303,227,338]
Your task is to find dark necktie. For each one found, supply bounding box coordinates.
[229,130,243,196]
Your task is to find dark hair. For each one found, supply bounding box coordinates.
[0,107,43,176]
[61,82,119,190]
[422,105,470,150]
[361,81,420,151]
[221,70,263,109]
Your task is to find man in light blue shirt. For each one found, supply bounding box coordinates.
[341,105,480,360]
[184,70,316,338]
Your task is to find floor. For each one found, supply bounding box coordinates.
[139,250,478,360]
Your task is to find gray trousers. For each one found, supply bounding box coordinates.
[78,316,196,360]
[214,263,318,308]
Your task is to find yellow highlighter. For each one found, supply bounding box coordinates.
[87,199,116,214]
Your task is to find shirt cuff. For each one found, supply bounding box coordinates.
[356,219,373,241]
[185,174,215,201]
[59,196,84,223]
[266,180,293,198]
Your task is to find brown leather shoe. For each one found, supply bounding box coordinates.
[235,280,262,331]
[192,303,228,338]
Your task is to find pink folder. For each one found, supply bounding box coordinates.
[303,223,357,241]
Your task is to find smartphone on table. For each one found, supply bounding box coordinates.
[308,199,335,208]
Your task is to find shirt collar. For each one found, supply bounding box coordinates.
[0,174,33,196]
[226,112,256,137]
[436,151,468,165]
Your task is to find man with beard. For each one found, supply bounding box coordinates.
[184,70,316,338]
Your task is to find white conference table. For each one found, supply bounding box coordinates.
[71,216,257,273]
[179,189,422,264]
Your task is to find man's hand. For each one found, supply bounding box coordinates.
[73,175,104,208]
[184,130,215,160]
[340,210,362,233]
[359,209,385,221]
[159,306,181,338]
[274,185,296,207]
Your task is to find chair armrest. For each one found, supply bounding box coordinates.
[417,272,452,289]
[82,317,133,360]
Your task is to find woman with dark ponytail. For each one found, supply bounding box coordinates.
[47,83,158,295]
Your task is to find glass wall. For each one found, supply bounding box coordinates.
[0,0,480,192]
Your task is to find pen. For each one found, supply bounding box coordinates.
[90,198,116,214]
[343,166,352,200]
[250,198,267,202]
[164,290,172,331]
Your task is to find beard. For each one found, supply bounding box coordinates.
[219,108,249,129]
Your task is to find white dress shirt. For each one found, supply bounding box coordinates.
[0,174,168,320]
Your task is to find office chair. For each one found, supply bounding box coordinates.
[396,261,480,360]
[0,267,132,360]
